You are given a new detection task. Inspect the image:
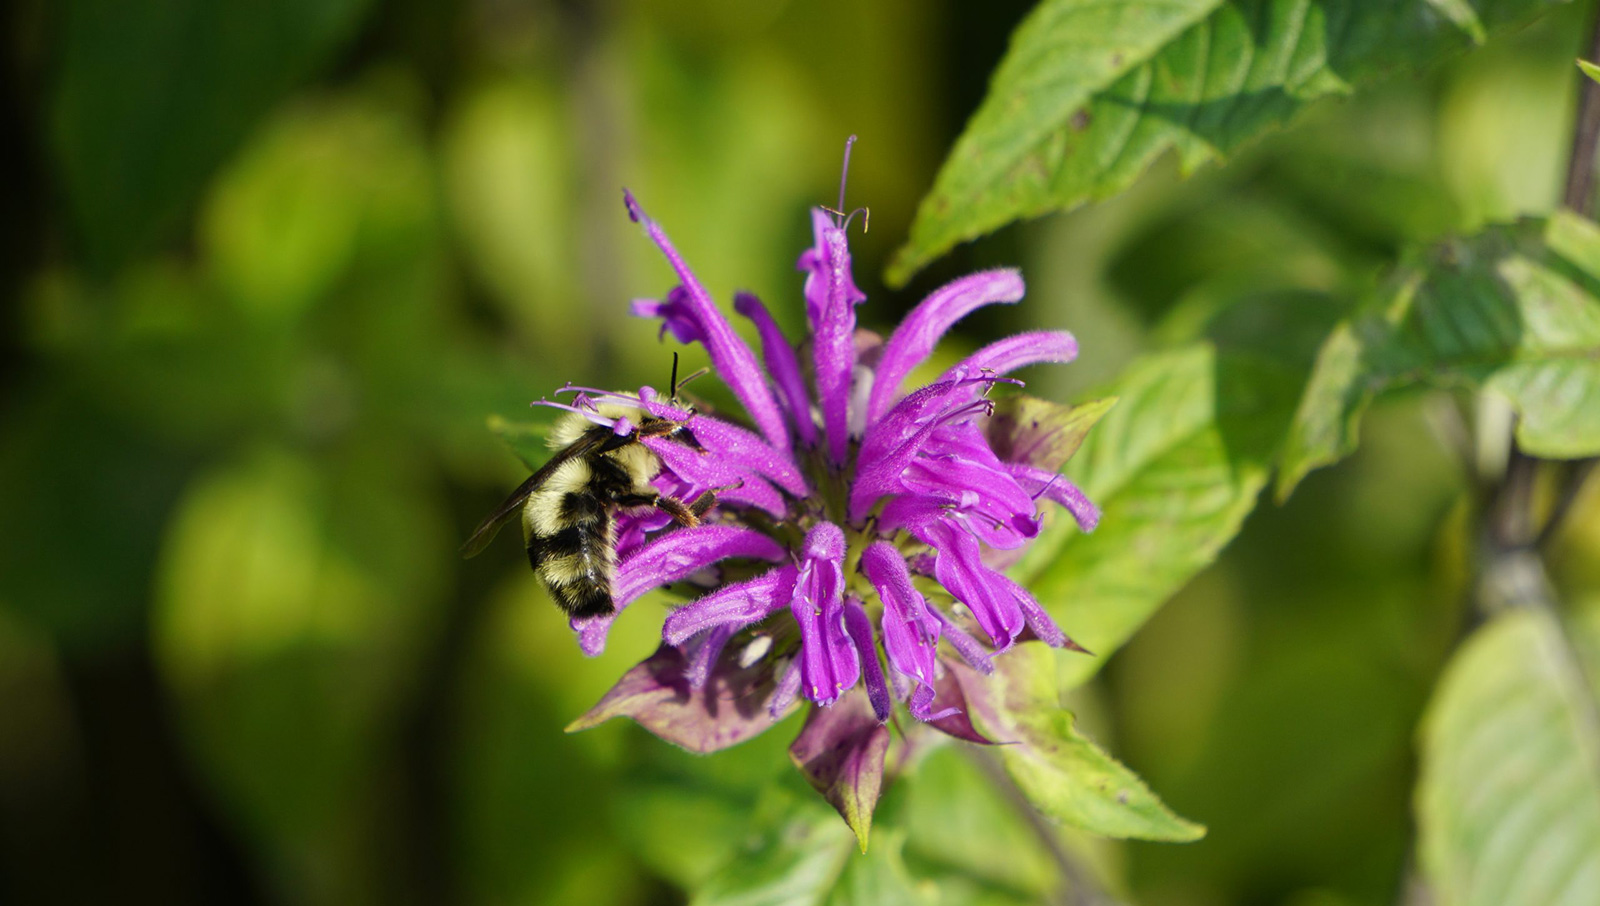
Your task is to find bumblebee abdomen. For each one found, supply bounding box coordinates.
[525,485,617,618]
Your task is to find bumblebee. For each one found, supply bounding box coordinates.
[461,401,712,618]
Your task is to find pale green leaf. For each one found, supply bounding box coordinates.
[1280,213,1600,497]
[1580,59,1600,84]
[900,744,1059,898]
[888,0,1569,284]
[824,830,931,906]
[1416,606,1600,906]
[973,645,1205,841]
[1012,344,1299,687]
[690,789,929,906]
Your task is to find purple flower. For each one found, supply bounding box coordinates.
[559,142,1101,845]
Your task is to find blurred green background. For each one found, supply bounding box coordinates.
[2,1,1598,904]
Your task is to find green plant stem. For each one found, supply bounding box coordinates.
[1565,6,1600,216]
[1489,4,1600,563]
[1536,3,1600,546]
[968,748,1124,906]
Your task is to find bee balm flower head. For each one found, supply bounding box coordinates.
[561,141,1099,844]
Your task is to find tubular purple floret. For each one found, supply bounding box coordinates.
[530,398,619,429]
[662,565,798,647]
[624,189,791,449]
[867,269,1028,422]
[842,597,891,722]
[734,291,818,446]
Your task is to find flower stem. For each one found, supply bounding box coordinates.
[1564,9,1600,216]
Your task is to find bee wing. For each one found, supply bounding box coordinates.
[459,428,610,558]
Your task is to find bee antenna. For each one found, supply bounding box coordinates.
[670,352,680,400]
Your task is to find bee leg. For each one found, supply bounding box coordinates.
[653,495,701,528]
[616,491,702,528]
[689,491,717,517]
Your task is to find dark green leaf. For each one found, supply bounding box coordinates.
[1416,606,1600,906]
[888,0,1569,284]
[1280,213,1600,497]
[50,0,372,269]
[1012,344,1299,687]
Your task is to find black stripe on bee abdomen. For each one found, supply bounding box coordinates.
[527,496,616,618]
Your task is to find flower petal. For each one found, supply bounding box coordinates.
[860,543,955,723]
[684,625,737,690]
[798,208,866,463]
[566,643,792,753]
[734,291,818,446]
[913,518,1024,650]
[788,689,890,851]
[929,604,994,675]
[991,571,1081,651]
[850,377,1000,520]
[866,269,1025,422]
[616,524,786,606]
[941,330,1077,384]
[630,287,702,344]
[624,190,790,448]
[769,655,802,720]
[841,596,891,722]
[572,525,786,656]
[789,523,858,707]
[1006,462,1101,532]
[662,564,797,646]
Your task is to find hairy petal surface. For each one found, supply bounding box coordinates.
[735,291,818,446]
[798,209,867,463]
[662,565,797,646]
[867,269,1025,421]
[573,525,787,656]
[789,523,858,707]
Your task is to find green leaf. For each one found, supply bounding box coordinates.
[1012,344,1299,686]
[50,0,372,270]
[824,829,931,906]
[1581,59,1600,84]
[1416,606,1600,906]
[488,414,554,471]
[1280,213,1600,497]
[887,0,1569,284]
[966,645,1205,842]
[690,787,930,906]
[900,744,1060,899]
